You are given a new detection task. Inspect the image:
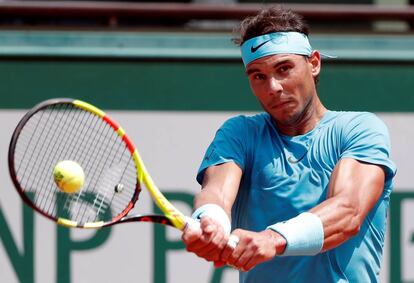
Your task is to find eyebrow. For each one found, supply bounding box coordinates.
[245,58,293,75]
[245,68,260,75]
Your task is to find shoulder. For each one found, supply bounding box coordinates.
[221,112,272,131]
[329,111,388,134]
[332,111,380,123]
[332,111,396,183]
[330,111,392,152]
[337,111,388,134]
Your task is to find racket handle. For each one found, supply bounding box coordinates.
[184,216,201,231]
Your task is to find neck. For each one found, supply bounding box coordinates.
[276,97,327,136]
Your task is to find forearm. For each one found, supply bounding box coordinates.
[267,160,385,256]
[309,159,385,251]
[194,189,232,215]
[182,162,242,263]
[309,196,362,251]
[194,162,242,215]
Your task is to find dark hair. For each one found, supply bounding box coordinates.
[234,6,309,46]
[234,6,320,84]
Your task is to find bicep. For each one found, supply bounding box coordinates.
[194,162,242,216]
[327,157,385,213]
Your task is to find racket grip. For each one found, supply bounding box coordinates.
[184,216,201,231]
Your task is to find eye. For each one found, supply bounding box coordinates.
[278,65,291,73]
[252,73,266,81]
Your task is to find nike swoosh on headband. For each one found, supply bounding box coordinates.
[241,32,336,67]
[250,39,272,53]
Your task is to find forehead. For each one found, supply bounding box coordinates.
[246,53,305,70]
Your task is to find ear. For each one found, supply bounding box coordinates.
[308,51,321,78]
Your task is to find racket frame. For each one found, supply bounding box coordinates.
[8,98,187,230]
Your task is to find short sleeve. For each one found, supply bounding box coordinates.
[196,115,247,185]
[340,112,397,188]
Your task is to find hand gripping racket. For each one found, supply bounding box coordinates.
[8,98,199,231]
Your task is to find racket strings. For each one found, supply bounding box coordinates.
[60,107,136,223]
[13,103,138,225]
[104,155,136,219]
[20,104,84,216]
[87,151,130,222]
[15,109,47,176]
[42,105,88,215]
[54,107,102,219]
[17,107,58,189]
[74,114,126,222]
[18,104,72,207]
[92,141,130,216]
[68,110,114,221]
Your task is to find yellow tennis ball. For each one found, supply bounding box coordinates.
[53,160,85,193]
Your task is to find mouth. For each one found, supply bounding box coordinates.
[270,100,294,109]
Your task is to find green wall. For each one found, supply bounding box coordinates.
[1,59,414,112]
[1,31,414,112]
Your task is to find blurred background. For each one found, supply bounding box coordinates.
[0,0,413,283]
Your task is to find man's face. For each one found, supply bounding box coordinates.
[246,52,321,127]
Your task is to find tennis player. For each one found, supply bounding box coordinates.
[182,6,396,283]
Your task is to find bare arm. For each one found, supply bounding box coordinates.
[310,157,385,251]
[181,162,242,262]
[224,157,386,271]
[194,162,242,216]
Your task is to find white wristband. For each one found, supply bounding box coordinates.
[267,212,324,256]
[192,204,231,235]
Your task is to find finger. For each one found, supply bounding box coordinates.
[227,234,240,249]
[200,216,229,243]
[197,246,222,262]
[194,225,228,261]
[181,225,202,244]
[214,260,226,268]
[242,254,260,272]
[184,216,201,232]
[183,228,215,253]
[225,235,243,267]
[226,250,242,267]
[234,247,254,271]
[220,234,240,264]
[187,233,214,252]
[199,216,220,234]
[186,219,226,257]
[199,221,220,245]
[201,238,227,259]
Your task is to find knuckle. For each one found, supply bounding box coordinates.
[256,250,271,262]
[185,244,196,252]
[206,254,219,262]
[200,236,212,245]
[227,258,236,266]
[250,245,258,253]
[232,228,242,234]
[249,237,260,248]
[220,251,229,261]
[211,237,221,246]
[257,250,266,259]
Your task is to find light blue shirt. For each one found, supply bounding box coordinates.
[197,111,396,283]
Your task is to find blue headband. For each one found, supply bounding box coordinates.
[241,32,313,67]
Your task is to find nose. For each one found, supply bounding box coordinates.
[268,77,283,96]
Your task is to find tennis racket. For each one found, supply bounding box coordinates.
[8,98,199,231]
